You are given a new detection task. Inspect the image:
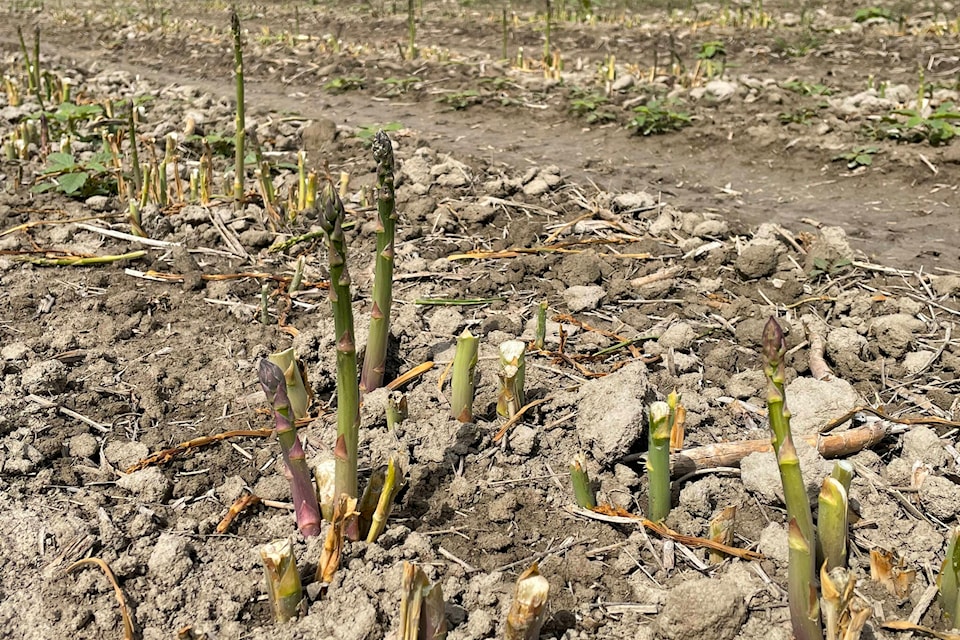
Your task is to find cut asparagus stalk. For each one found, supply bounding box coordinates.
[646,401,672,522]
[570,453,596,509]
[497,340,526,419]
[400,562,447,640]
[267,348,309,421]
[318,495,358,583]
[831,460,854,494]
[788,518,821,640]
[764,317,820,639]
[386,391,408,431]
[941,526,960,626]
[366,456,401,543]
[260,538,304,623]
[505,564,550,640]
[319,180,360,503]
[451,329,479,423]
[360,130,398,394]
[708,505,737,564]
[667,389,685,451]
[818,476,849,572]
[258,359,322,538]
[357,465,385,539]
[313,458,336,522]
[534,301,547,350]
[230,9,245,210]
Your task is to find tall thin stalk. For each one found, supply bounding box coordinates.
[230,10,246,210]
[763,317,820,640]
[360,130,397,393]
[319,181,360,502]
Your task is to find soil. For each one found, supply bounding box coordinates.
[1,1,959,639]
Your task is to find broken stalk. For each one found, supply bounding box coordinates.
[360,130,398,393]
[258,359,322,538]
[399,562,447,640]
[818,461,853,572]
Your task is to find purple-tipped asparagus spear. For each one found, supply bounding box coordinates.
[259,359,322,538]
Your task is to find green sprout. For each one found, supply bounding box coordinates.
[360,130,398,394]
[570,453,596,509]
[258,359,322,538]
[629,99,691,136]
[940,526,960,625]
[230,9,246,210]
[318,180,360,504]
[763,317,821,640]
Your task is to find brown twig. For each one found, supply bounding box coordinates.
[387,360,435,391]
[66,557,135,640]
[125,429,273,473]
[493,396,553,443]
[566,505,762,561]
[666,422,892,478]
[822,405,960,432]
[215,492,262,534]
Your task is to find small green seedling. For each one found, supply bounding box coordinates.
[569,90,616,124]
[808,257,852,281]
[782,80,834,96]
[437,90,481,110]
[853,6,893,22]
[32,151,116,197]
[323,76,365,94]
[629,99,691,136]
[833,146,878,169]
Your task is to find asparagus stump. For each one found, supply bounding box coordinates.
[763,317,821,640]
[360,130,398,394]
[497,340,526,419]
[260,538,304,623]
[258,359,322,538]
[570,453,596,509]
[646,401,672,522]
[451,329,479,422]
[505,564,550,640]
[399,562,447,640]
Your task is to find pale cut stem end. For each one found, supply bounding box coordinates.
[505,564,550,640]
[400,562,448,640]
[817,476,848,572]
[497,340,526,419]
[260,538,304,623]
[386,391,408,431]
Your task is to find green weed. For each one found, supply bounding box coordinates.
[32,151,117,197]
[782,80,833,96]
[833,146,878,169]
[628,99,691,135]
[323,76,365,94]
[436,90,481,110]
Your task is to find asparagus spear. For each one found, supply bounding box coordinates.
[763,317,820,640]
[360,130,398,393]
[230,9,246,210]
[319,180,361,503]
[505,564,550,640]
[258,359,322,538]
